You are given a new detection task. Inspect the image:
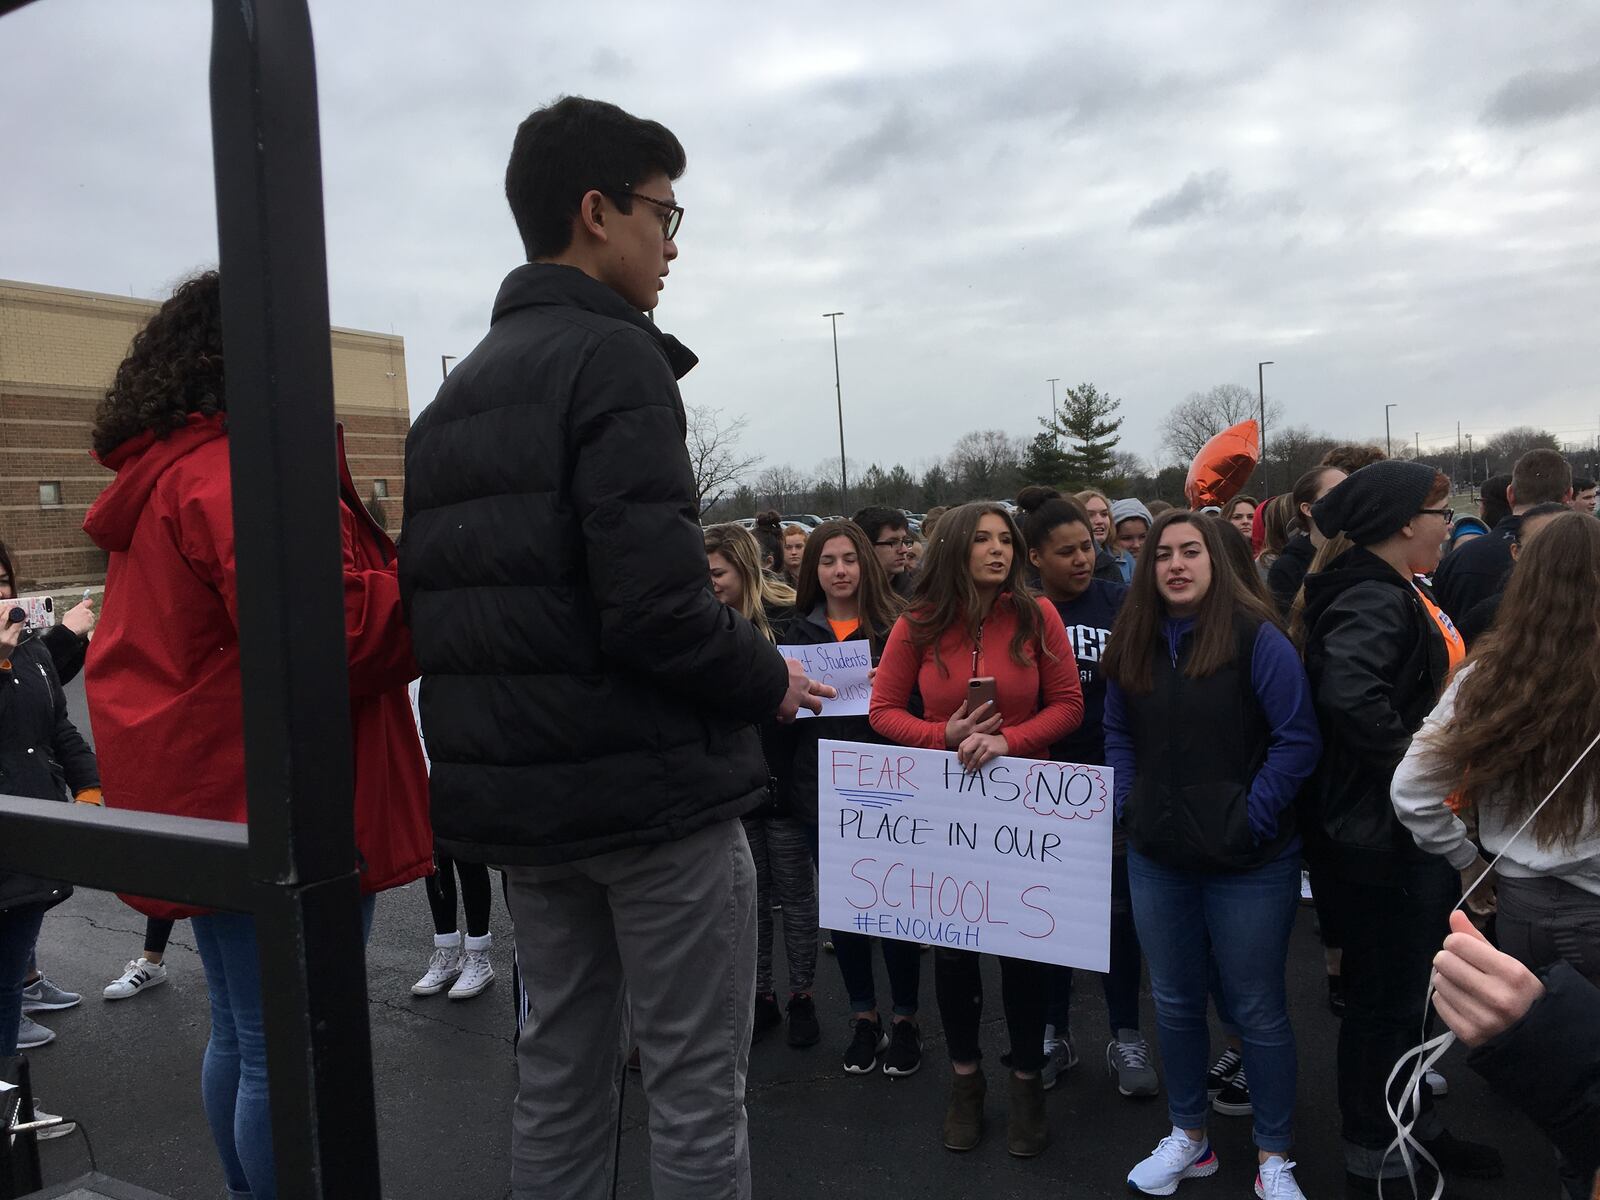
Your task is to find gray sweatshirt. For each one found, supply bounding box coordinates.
[1391,665,1600,896]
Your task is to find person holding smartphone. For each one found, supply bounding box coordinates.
[870,501,1083,1159]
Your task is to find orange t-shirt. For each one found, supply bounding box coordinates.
[828,618,860,643]
[1414,583,1466,672]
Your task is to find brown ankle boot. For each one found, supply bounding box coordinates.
[942,1069,986,1151]
[1007,1071,1049,1157]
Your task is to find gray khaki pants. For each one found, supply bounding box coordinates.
[503,818,757,1200]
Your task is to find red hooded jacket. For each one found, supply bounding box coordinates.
[82,413,431,920]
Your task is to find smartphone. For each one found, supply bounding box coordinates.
[966,676,999,720]
[11,595,54,635]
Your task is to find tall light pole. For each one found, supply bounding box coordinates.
[441,354,456,380]
[1385,403,1398,459]
[1466,433,1474,498]
[1047,377,1061,448]
[1257,361,1273,489]
[824,312,848,513]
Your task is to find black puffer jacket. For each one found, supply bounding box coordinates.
[400,264,789,865]
[1299,546,1449,882]
[0,637,97,911]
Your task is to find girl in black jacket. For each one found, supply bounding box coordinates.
[0,606,99,1064]
[1298,461,1501,1193]
[705,524,815,1047]
[775,520,920,1077]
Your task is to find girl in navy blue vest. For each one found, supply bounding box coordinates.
[1103,511,1321,1200]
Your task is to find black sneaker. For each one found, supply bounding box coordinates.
[1212,1069,1252,1117]
[786,993,821,1047]
[843,1017,887,1074]
[752,992,782,1044]
[883,1020,923,1077]
[1418,1130,1504,1180]
[1206,1047,1242,1100]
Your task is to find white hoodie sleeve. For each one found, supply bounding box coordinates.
[1390,667,1480,870]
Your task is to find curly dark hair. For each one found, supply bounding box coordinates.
[92,271,225,458]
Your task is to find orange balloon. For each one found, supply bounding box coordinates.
[1185,419,1260,509]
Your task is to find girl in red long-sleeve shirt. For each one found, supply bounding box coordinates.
[869,502,1083,1159]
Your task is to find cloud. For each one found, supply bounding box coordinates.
[819,105,920,186]
[1131,170,1232,228]
[1482,61,1600,126]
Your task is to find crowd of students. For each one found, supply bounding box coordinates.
[698,440,1600,1200]
[5,92,1600,1200]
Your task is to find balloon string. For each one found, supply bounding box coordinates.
[1380,723,1600,1199]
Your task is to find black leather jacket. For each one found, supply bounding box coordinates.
[1298,546,1449,881]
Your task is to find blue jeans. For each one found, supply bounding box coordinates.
[1128,849,1300,1153]
[191,895,376,1200]
[0,904,48,1057]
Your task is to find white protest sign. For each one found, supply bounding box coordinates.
[817,739,1113,970]
[777,640,873,718]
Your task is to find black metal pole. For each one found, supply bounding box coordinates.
[1385,403,1397,459]
[825,312,847,512]
[1047,377,1060,449]
[208,2,381,1195]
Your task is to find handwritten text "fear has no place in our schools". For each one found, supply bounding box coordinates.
[818,743,1114,969]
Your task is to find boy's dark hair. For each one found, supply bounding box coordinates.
[1321,444,1387,473]
[1511,449,1572,509]
[505,96,687,261]
[851,506,908,544]
[1574,476,1596,493]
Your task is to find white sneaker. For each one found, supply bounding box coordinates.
[1255,1155,1306,1199]
[448,950,494,1000]
[1425,1068,1448,1097]
[16,1015,54,1049]
[1128,1126,1218,1195]
[411,943,463,996]
[25,1099,75,1141]
[1040,1031,1078,1090]
[104,957,168,1001]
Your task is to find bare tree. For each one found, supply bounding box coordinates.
[684,404,761,516]
[946,430,1026,501]
[753,463,813,512]
[1482,425,1559,475]
[1159,383,1283,463]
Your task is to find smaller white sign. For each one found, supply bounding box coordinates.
[778,639,873,718]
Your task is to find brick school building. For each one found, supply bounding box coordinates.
[0,278,410,588]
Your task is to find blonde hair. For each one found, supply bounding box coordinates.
[704,523,795,642]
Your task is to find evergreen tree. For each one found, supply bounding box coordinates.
[1019,430,1071,487]
[1047,382,1123,483]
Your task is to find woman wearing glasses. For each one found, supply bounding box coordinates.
[1296,462,1502,1194]
[870,502,1083,1158]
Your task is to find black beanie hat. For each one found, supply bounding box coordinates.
[1310,460,1438,546]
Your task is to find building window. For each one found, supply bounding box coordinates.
[39,481,62,507]
[372,478,390,499]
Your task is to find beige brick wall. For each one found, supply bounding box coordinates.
[0,279,412,586]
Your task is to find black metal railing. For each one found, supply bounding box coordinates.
[0,1,383,1195]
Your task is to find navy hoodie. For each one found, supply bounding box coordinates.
[1048,578,1127,765]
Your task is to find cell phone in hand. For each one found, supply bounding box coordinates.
[8,596,53,634]
[967,676,999,721]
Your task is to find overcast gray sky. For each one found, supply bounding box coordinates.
[4,1,1599,474]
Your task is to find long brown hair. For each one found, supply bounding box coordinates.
[1103,510,1278,694]
[1204,513,1277,613]
[1422,513,1600,848]
[1287,532,1354,650]
[793,520,903,648]
[1258,493,1293,563]
[903,501,1050,672]
[703,523,795,643]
